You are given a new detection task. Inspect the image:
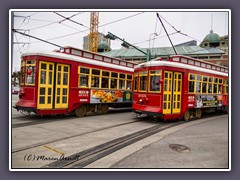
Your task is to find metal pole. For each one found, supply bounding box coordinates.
[108,32,147,56]
[11,11,14,86]
[156,13,177,55]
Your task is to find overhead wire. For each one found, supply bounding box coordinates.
[54,12,88,28]
[99,12,144,27]
[151,16,159,49]
[28,12,145,44]
[133,32,178,46]
[13,29,62,48]
[157,13,202,43]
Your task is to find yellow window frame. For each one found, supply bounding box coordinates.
[148,70,161,93]
[119,73,126,90]
[223,79,228,94]
[126,74,133,90]
[78,66,90,88]
[133,72,139,92]
[25,60,36,86]
[208,77,213,94]
[139,70,148,92]
[188,73,196,94]
[101,70,110,89]
[195,74,202,93]
[110,72,119,89]
[20,63,25,85]
[90,68,101,88]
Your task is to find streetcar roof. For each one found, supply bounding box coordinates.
[22,51,134,72]
[135,60,228,77]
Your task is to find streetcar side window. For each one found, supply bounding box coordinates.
[91,69,100,88]
[119,73,126,89]
[78,67,90,88]
[110,72,118,89]
[126,75,132,90]
[139,71,148,92]
[134,72,139,91]
[188,73,227,95]
[188,74,195,93]
[196,75,202,93]
[208,77,213,93]
[149,70,161,92]
[218,78,223,94]
[223,79,228,94]
[202,76,208,93]
[101,71,110,89]
[213,78,218,93]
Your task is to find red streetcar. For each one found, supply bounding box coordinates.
[132,55,229,121]
[14,47,136,117]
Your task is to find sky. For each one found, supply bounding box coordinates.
[11,10,229,71]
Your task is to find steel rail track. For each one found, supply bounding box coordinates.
[42,122,183,168]
[12,119,143,153]
[12,108,132,128]
[41,113,228,168]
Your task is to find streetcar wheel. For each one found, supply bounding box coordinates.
[195,109,202,119]
[75,105,87,117]
[184,110,190,121]
[100,104,109,114]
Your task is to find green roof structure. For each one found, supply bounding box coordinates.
[202,30,221,43]
[100,45,224,59]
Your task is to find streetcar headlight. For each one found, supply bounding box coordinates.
[139,99,143,103]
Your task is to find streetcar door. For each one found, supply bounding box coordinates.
[55,64,70,108]
[163,71,172,114]
[172,72,182,113]
[37,61,54,109]
[163,71,182,114]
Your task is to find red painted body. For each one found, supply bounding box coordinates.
[132,56,229,121]
[15,47,135,115]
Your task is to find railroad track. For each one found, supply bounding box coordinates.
[12,119,144,153]
[41,112,227,168]
[12,108,132,128]
[42,121,183,168]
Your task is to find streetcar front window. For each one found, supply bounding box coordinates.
[134,72,139,91]
[139,76,147,91]
[139,71,148,92]
[149,70,161,92]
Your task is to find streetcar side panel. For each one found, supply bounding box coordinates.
[15,50,134,116]
[132,56,228,121]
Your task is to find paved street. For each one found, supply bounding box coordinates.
[11,95,229,169]
[111,115,228,169]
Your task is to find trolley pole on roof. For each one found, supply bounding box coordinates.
[156,13,178,55]
[105,32,151,61]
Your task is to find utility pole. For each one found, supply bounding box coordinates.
[11,11,14,86]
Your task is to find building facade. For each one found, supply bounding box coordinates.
[100,31,229,66]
